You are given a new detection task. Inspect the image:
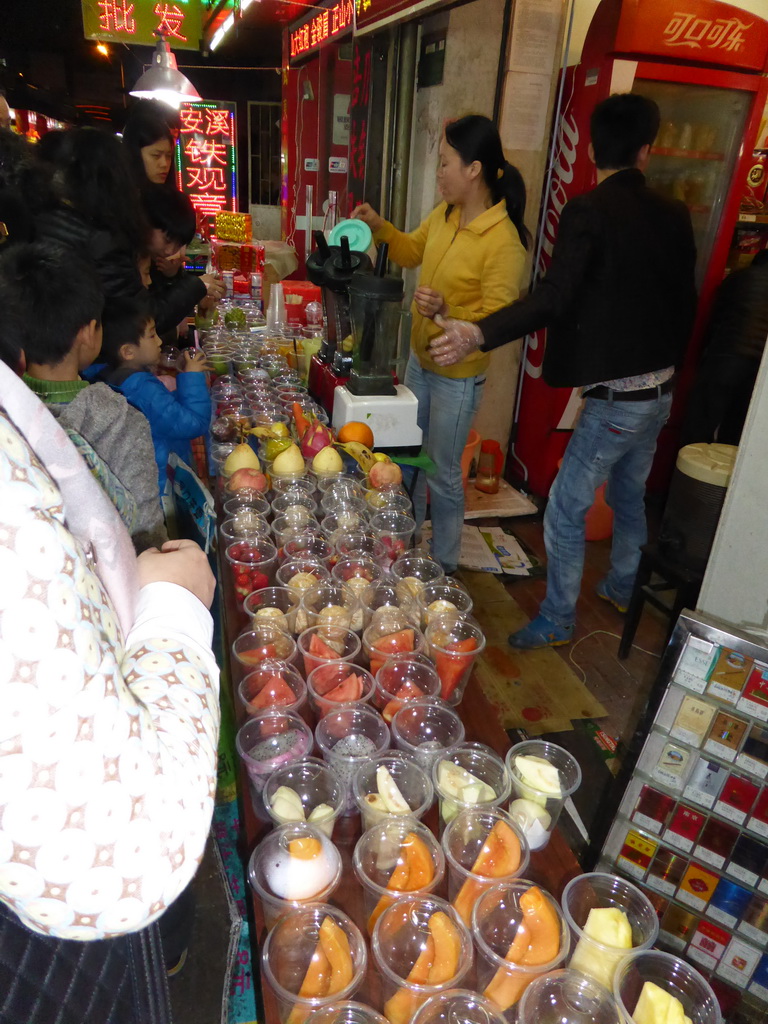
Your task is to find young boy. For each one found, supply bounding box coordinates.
[99,297,211,494]
[1,242,167,552]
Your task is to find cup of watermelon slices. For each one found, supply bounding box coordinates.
[307,663,376,718]
[424,616,486,706]
[232,624,298,681]
[373,658,441,723]
[298,625,362,679]
[362,613,426,677]
[238,659,307,718]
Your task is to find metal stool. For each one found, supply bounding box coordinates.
[618,543,704,659]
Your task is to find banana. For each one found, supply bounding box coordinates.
[335,440,376,473]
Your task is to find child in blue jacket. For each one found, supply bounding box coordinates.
[100,297,210,495]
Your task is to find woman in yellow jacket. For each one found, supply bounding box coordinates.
[353,114,528,572]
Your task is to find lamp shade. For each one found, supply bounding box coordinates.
[130,36,200,109]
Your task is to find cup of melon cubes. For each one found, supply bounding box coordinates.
[433,742,511,833]
[353,819,445,935]
[263,757,346,839]
[506,740,582,851]
[613,950,721,1024]
[442,807,529,927]
[262,903,367,1022]
[472,880,570,1018]
[353,752,434,830]
[424,616,485,706]
[562,873,660,993]
[372,894,472,1024]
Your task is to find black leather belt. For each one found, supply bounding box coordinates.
[585,378,674,402]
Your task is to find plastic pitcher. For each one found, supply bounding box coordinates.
[475,440,504,494]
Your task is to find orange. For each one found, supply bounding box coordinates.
[338,421,374,449]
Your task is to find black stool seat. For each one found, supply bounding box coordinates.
[619,542,704,659]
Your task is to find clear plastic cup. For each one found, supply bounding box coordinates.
[277,560,332,630]
[416,580,474,631]
[316,705,390,813]
[613,950,721,1024]
[333,556,388,609]
[412,990,508,1024]
[322,511,370,546]
[369,511,416,568]
[239,659,307,717]
[261,903,367,1019]
[562,873,660,992]
[272,475,316,497]
[298,625,362,679]
[244,586,301,635]
[472,880,570,1017]
[364,489,412,515]
[424,616,486,706]
[519,969,621,1024]
[353,752,434,830]
[220,511,272,546]
[226,539,278,606]
[363,612,425,676]
[263,757,345,838]
[283,534,333,567]
[506,740,582,851]
[306,1001,388,1024]
[433,743,511,831]
[354,820,445,935]
[319,475,365,501]
[390,555,445,605]
[307,663,376,718]
[248,822,342,929]
[236,709,313,807]
[320,494,369,518]
[269,460,308,487]
[223,491,270,518]
[362,582,418,630]
[301,581,363,634]
[335,530,388,569]
[272,489,318,520]
[371,894,472,1022]
[391,699,465,772]
[272,513,321,549]
[232,624,298,678]
[442,807,530,926]
[374,659,441,722]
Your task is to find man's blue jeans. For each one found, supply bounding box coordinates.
[405,354,485,572]
[541,391,673,628]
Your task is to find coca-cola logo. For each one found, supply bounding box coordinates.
[663,13,752,54]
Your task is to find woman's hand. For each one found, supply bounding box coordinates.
[428,315,484,366]
[201,274,226,300]
[351,203,384,232]
[138,539,216,608]
[414,286,448,319]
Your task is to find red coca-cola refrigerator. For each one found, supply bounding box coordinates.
[511,0,768,497]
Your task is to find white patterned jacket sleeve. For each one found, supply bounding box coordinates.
[0,413,220,940]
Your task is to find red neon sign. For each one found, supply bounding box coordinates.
[82,0,201,51]
[289,0,354,61]
[176,101,237,220]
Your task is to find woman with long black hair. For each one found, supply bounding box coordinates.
[122,102,176,188]
[353,114,529,573]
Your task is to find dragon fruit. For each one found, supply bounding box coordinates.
[300,418,334,458]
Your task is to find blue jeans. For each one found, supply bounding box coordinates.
[541,391,673,628]
[405,354,485,573]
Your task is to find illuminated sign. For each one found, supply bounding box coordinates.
[81,0,202,51]
[354,0,434,31]
[176,101,237,220]
[289,0,354,61]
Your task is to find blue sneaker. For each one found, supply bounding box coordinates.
[508,614,574,650]
[596,579,629,614]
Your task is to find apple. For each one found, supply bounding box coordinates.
[369,460,403,491]
[227,468,269,493]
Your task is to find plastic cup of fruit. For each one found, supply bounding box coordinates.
[505,740,582,851]
[270,474,315,496]
[354,820,445,934]
[261,903,367,1022]
[223,491,270,518]
[298,624,362,679]
[442,807,529,926]
[370,894,472,1018]
[307,663,376,719]
[562,873,660,993]
[244,586,301,635]
[248,821,343,927]
[300,580,363,634]
[263,756,345,839]
[412,990,508,1024]
[472,881,570,1016]
[335,530,388,568]
[220,510,272,544]
[613,950,721,1024]
[361,582,414,630]
[353,751,434,831]
[236,709,313,811]
[369,511,417,568]
[318,474,365,500]
[390,555,445,605]
[276,557,331,599]
[424,616,486,706]
[416,580,474,631]
[282,533,333,568]
[391,699,466,772]
[209,443,238,477]
[270,461,307,487]
[362,612,426,676]
[321,510,370,546]
[373,658,441,722]
[232,625,298,680]
[315,704,390,813]
[518,969,621,1024]
[225,540,278,607]
[306,1001,389,1024]
[272,489,318,518]
[364,488,412,515]
[239,659,307,717]
[433,743,511,832]
[332,556,387,610]
[272,514,321,550]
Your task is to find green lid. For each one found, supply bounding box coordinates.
[329,218,372,253]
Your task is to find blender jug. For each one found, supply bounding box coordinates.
[348,244,404,397]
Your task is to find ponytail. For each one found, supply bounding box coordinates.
[493,161,530,250]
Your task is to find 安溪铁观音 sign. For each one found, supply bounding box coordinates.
[176,100,237,221]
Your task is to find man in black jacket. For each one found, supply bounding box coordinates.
[430,93,697,648]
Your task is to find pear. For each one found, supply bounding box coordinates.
[272,443,305,476]
[224,443,261,476]
[312,446,344,474]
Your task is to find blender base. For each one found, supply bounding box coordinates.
[332,384,423,447]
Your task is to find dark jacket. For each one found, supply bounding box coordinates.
[36,205,143,300]
[479,169,697,387]
[148,264,206,335]
[702,250,768,362]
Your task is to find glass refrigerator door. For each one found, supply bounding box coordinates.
[636,79,752,287]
